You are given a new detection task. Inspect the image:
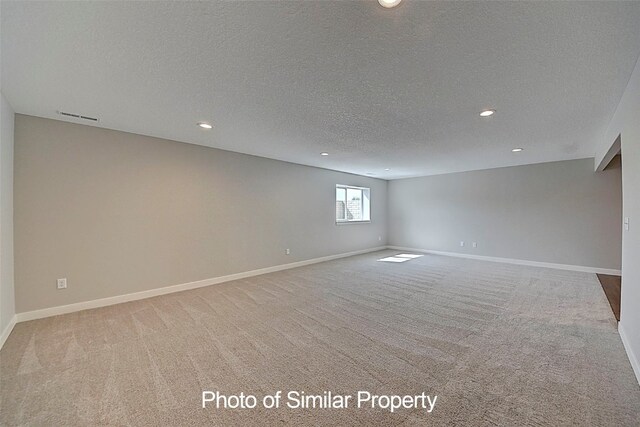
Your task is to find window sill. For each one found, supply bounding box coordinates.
[336,220,371,225]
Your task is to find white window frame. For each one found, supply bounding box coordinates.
[335,184,371,224]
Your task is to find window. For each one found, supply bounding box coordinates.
[336,185,370,223]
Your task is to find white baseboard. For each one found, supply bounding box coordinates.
[16,246,387,323]
[12,245,621,324]
[0,314,17,350]
[619,322,640,386]
[386,246,622,276]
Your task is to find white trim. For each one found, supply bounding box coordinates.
[619,322,640,385]
[386,246,622,276]
[595,133,621,172]
[12,245,622,324]
[0,315,17,350]
[336,184,370,191]
[15,246,387,322]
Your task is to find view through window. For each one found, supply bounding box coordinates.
[336,185,370,223]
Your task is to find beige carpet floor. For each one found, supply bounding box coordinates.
[1,250,639,426]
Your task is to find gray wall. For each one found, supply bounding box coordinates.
[14,115,387,313]
[596,53,640,383]
[388,158,622,270]
[0,93,15,336]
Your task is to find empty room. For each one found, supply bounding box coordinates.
[1,1,640,425]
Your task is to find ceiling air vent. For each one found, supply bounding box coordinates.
[57,111,99,122]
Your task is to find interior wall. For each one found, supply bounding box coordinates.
[596,53,640,383]
[14,115,387,313]
[0,93,15,339]
[388,158,622,270]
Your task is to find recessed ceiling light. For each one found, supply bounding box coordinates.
[197,122,212,129]
[512,148,523,152]
[320,152,329,156]
[479,109,495,117]
[384,168,391,171]
[378,0,402,8]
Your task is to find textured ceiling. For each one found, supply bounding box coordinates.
[3,1,640,179]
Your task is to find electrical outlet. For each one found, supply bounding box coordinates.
[285,248,290,255]
[472,242,477,248]
[57,278,67,289]
[460,241,465,247]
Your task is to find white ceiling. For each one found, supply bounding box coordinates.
[3,1,640,179]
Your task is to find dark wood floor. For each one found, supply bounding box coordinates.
[597,274,621,321]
